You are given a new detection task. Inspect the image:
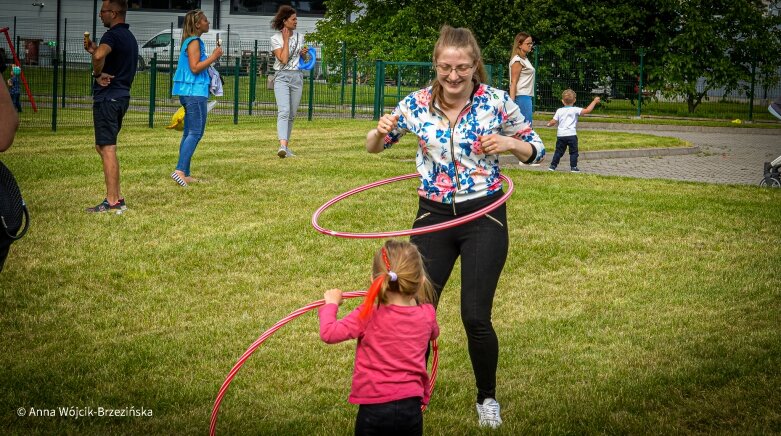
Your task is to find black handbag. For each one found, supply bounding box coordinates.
[0,160,29,241]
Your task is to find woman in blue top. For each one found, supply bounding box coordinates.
[171,9,222,187]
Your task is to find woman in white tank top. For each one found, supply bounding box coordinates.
[508,32,535,124]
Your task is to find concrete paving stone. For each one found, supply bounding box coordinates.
[503,125,781,186]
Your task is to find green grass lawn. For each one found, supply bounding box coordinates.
[1,120,779,434]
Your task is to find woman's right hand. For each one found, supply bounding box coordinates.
[376,114,399,135]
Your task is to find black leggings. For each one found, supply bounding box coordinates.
[355,397,422,436]
[410,194,508,403]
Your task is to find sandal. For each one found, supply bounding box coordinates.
[171,171,188,187]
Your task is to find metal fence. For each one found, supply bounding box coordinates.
[2,20,780,130]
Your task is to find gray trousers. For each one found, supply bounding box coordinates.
[273,70,303,141]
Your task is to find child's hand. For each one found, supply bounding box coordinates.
[324,289,343,305]
[593,96,601,104]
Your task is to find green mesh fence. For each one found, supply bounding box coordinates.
[2,31,779,130]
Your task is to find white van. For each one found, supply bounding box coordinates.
[137,28,242,70]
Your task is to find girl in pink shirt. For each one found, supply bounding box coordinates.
[318,240,440,435]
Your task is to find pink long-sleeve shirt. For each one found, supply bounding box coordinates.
[318,303,439,405]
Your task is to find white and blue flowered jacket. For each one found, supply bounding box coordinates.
[385,84,545,204]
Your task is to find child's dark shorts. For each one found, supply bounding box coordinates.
[93,97,130,146]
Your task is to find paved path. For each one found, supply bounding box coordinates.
[514,124,781,186]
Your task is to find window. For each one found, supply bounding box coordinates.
[143,33,172,48]
[130,0,200,11]
[230,0,326,17]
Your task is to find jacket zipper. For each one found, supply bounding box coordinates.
[440,101,473,215]
[414,212,431,222]
[485,213,504,227]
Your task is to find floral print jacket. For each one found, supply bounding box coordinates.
[385,83,545,204]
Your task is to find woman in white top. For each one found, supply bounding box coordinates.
[508,32,535,125]
[270,5,307,158]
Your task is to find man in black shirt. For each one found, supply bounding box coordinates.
[84,0,138,213]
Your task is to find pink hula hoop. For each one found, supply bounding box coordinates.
[311,173,514,239]
[209,290,440,435]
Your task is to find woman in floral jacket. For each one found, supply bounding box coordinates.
[366,25,544,429]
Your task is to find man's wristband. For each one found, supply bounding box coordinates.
[92,71,102,78]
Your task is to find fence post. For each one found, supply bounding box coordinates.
[169,22,174,98]
[61,18,67,108]
[234,57,240,124]
[533,47,539,109]
[61,48,67,108]
[351,57,357,118]
[374,60,384,120]
[340,41,346,105]
[486,64,493,87]
[249,39,257,115]
[52,56,59,131]
[227,24,231,67]
[748,57,756,122]
[397,65,402,103]
[637,47,645,118]
[149,53,157,128]
[308,62,315,121]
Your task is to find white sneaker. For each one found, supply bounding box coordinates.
[476,398,502,428]
[277,146,287,158]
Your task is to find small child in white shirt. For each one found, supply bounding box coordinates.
[546,89,599,172]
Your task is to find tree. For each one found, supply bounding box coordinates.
[312,0,781,113]
[648,0,781,112]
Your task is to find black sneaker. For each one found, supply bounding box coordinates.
[571,167,581,173]
[85,198,123,214]
[118,197,127,210]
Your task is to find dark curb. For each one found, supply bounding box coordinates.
[565,121,781,136]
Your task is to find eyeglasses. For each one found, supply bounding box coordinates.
[435,64,475,76]
[99,9,117,14]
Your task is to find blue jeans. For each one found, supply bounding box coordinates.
[514,95,533,125]
[177,95,208,176]
[273,70,303,141]
[10,93,21,112]
[550,135,579,169]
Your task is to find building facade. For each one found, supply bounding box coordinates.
[0,0,324,65]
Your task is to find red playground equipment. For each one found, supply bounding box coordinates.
[1,27,38,112]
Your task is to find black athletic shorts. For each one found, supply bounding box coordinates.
[93,97,130,146]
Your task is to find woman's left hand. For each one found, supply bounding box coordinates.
[479,134,518,155]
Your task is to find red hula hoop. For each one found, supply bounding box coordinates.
[210,290,440,435]
[311,173,514,239]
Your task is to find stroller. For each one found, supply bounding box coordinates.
[760,155,781,188]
